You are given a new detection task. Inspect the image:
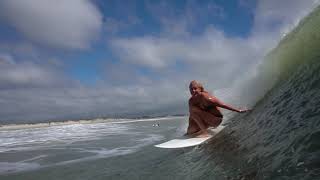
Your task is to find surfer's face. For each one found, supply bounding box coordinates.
[189,80,203,96]
[190,86,201,96]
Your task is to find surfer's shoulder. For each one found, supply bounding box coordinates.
[200,92,218,102]
[199,91,210,98]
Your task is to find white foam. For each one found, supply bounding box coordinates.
[110,116,185,124]
[0,123,132,152]
[59,135,164,163]
[0,117,175,174]
[0,116,185,130]
[135,134,165,146]
[0,116,184,153]
[52,148,135,166]
[0,162,40,174]
[19,155,48,163]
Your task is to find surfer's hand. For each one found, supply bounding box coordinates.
[239,109,251,113]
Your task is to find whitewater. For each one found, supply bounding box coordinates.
[1,5,320,180]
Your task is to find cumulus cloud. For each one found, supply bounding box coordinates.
[0,0,102,49]
[112,28,258,66]
[0,50,189,123]
[254,0,319,32]
[145,0,225,34]
[113,0,319,69]
[110,0,320,107]
[0,54,70,89]
[111,28,262,92]
[0,80,188,123]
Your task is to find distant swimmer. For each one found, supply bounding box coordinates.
[186,80,251,138]
[152,123,160,127]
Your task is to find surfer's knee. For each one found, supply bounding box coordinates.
[187,125,200,134]
[215,117,222,127]
[187,129,199,135]
[211,117,222,127]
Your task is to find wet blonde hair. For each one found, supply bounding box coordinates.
[189,80,204,92]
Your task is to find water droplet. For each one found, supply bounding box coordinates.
[297,162,304,167]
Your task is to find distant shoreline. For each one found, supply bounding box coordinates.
[0,115,187,131]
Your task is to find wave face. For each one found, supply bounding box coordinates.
[193,6,320,179]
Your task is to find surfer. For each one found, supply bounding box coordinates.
[186,80,250,137]
[152,123,160,127]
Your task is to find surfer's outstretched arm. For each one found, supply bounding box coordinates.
[201,93,250,113]
[217,102,246,113]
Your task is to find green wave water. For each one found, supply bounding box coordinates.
[264,5,320,84]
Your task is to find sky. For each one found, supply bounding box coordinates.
[0,0,319,123]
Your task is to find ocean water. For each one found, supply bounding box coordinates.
[1,5,320,180]
[0,117,188,180]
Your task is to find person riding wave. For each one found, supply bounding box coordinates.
[186,80,250,137]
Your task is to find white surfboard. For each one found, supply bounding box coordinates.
[155,125,225,149]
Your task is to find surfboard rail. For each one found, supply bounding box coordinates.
[155,125,225,148]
